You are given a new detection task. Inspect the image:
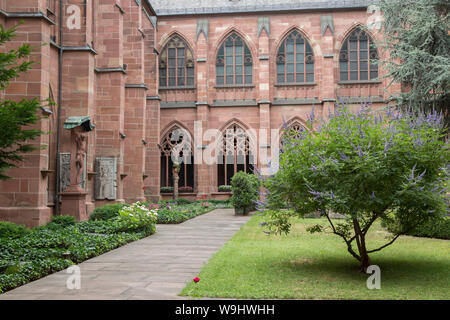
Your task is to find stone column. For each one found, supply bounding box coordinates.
[195,23,211,199]
[257,18,272,174]
[320,15,336,119]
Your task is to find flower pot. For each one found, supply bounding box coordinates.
[234,207,245,215]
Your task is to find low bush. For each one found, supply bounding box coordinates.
[158,198,195,205]
[230,172,260,210]
[218,185,232,192]
[51,215,76,227]
[160,186,174,193]
[89,203,127,221]
[383,216,450,240]
[0,201,157,294]
[156,202,215,224]
[0,222,29,239]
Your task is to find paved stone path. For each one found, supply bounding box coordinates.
[0,208,251,300]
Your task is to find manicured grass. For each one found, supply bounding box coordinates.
[180,214,450,299]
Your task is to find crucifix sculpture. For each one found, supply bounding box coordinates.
[60,116,95,221]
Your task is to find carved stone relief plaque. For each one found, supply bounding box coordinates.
[95,157,117,200]
[59,153,86,191]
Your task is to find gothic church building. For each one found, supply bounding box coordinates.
[0,0,397,226]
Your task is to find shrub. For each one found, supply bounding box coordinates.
[0,222,29,239]
[173,198,195,205]
[117,202,158,232]
[51,215,76,227]
[383,216,450,240]
[89,203,127,221]
[160,186,174,193]
[218,185,232,192]
[230,172,260,210]
[264,105,449,271]
[156,202,215,224]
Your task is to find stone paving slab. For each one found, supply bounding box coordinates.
[0,209,251,300]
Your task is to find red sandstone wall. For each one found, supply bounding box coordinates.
[0,2,400,226]
[156,9,397,195]
[0,0,55,226]
[0,0,158,226]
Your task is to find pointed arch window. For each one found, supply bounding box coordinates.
[276,30,314,84]
[280,121,308,150]
[339,28,378,81]
[159,35,194,87]
[216,33,252,85]
[160,127,194,189]
[217,123,254,186]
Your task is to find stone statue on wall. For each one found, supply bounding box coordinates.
[73,128,88,186]
[60,116,95,221]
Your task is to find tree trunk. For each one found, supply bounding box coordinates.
[353,218,371,272]
[360,252,371,272]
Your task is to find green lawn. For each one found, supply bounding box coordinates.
[180,214,450,299]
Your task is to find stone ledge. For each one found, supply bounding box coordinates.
[211,99,257,107]
[274,82,317,87]
[272,98,321,106]
[160,101,196,109]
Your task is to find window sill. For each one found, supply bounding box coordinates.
[274,82,317,87]
[159,86,196,90]
[214,84,255,89]
[338,80,381,85]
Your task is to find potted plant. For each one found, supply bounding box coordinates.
[230,171,260,215]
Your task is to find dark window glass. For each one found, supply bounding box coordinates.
[216,33,252,85]
[217,124,254,186]
[159,35,194,88]
[339,28,378,81]
[276,30,314,83]
[160,128,194,189]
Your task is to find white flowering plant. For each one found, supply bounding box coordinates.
[117,202,158,232]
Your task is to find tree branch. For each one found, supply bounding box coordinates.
[367,234,401,253]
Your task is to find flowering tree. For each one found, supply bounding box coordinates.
[263,105,449,271]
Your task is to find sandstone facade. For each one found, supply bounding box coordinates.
[0,0,397,226]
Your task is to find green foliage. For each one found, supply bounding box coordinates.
[89,203,127,221]
[305,224,324,234]
[0,201,158,294]
[51,215,76,227]
[207,199,233,208]
[218,185,233,192]
[261,209,293,235]
[156,202,215,224]
[264,105,449,269]
[383,215,450,240]
[160,186,174,193]
[377,0,450,126]
[0,259,73,294]
[230,172,260,209]
[0,221,29,239]
[0,23,43,180]
[160,198,195,205]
